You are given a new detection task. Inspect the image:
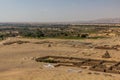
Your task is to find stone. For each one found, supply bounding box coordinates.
[102,51,111,58]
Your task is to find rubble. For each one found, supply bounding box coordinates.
[102,51,111,58]
[35,56,120,74]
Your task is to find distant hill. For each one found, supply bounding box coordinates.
[86,18,120,24]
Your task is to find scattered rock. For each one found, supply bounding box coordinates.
[102,51,111,58]
[43,64,55,68]
[88,72,92,74]
[3,40,30,45]
[67,69,82,73]
[94,72,100,75]
[104,74,113,77]
[48,44,52,47]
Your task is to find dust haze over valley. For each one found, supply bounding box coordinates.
[0,0,120,80]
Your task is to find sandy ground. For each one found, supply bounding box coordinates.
[0,37,120,80]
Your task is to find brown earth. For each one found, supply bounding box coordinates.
[0,37,120,80]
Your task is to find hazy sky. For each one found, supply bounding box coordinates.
[0,0,120,22]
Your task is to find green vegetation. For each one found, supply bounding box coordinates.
[0,34,5,40]
[0,23,118,40]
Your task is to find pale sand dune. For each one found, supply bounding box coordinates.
[0,37,120,80]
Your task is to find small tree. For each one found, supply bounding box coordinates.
[0,34,4,40]
[36,29,45,38]
[81,34,89,38]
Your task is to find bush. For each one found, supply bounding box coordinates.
[81,34,89,38]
